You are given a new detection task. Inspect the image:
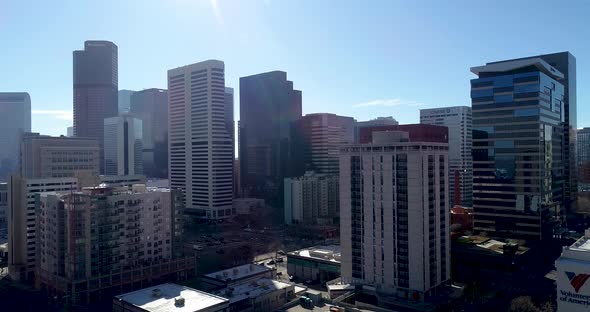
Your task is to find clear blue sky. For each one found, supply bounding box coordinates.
[1,0,589,136]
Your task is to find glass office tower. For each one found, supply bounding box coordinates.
[471,57,566,240]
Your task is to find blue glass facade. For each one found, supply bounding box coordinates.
[471,68,565,239]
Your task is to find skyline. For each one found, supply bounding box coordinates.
[2,0,590,136]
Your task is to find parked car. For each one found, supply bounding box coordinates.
[277,250,286,255]
[276,257,284,263]
[267,260,275,265]
[193,245,203,251]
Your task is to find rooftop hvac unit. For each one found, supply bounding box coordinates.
[174,296,185,307]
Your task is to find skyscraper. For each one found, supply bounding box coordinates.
[291,113,355,175]
[73,40,118,173]
[239,71,302,206]
[36,185,189,305]
[487,52,577,211]
[118,89,135,113]
[340,127,450,299]
[104,115,143,176]
[284,171,339,225]
[20,133,100,178]
[471,56,567,240]
[168,60,234,220]
[8,176,78,281]
[420,106,473,207]
[0,92,31,181]
[578,128,590,187]
[130,88,169,179]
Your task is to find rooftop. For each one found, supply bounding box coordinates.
[471,57,564,80]
[289,245,341,263]
[454,235,529,256]
[214,278,292,304]
[204,263,272,282]
[115,283,228,312]
[559,229,590,262]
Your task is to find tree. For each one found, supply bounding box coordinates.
[510,296,540,312]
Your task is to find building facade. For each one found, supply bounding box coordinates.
[340,129,450,300]
[471,56,567,240]
[130,88,169,179]
[292,113,355,175]
[0,183,7,227]
[37,185,188,304]
[287,245,341,284]
[73,40,118,174]
[420,106,473,207]
[239,71,302,206]
[118,89,135,114]
[168,60,234,220]
[578,128,590,188]
[0,92,31,181]
[555,229,590,311]
[20,133,100,178]
[7,176,78,281]
[354,116,398,143]
[489,52,578,211]
[284,172,339,225]
[104,115,143,176]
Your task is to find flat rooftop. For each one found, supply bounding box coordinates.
[559,229,590,262]
[204,263,271,282]
[288,245,341,263]
[454,236,529,256]
[115,283,228,312]
[214,278,292,304]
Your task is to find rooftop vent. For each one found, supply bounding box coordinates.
[152,288,161,297]
[174,296,185,307]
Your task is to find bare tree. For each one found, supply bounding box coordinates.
[510,296,540,312]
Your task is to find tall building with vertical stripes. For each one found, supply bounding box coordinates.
[168,60,234,220]
[340,127,450,300]
[420,106,473,207]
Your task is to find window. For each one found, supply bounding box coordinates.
[513,108,538,117]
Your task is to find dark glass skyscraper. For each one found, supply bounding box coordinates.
[488,52,577,210]
[578,128,590,188]
[130,88,168,178]
[239,71,302,207]
[471,56,568,240]
[0,92,31,181]
[73,40,118,173]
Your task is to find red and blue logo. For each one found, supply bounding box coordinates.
[566,272,590,293]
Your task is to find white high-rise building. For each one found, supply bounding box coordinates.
[104,114,143,176]
[168,60,234,220]
[420,106,472,207]
[284,171,339,225]
[7,176,78,281]
[340,129,450,300]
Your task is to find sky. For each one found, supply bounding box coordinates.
[1,0,589,136]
